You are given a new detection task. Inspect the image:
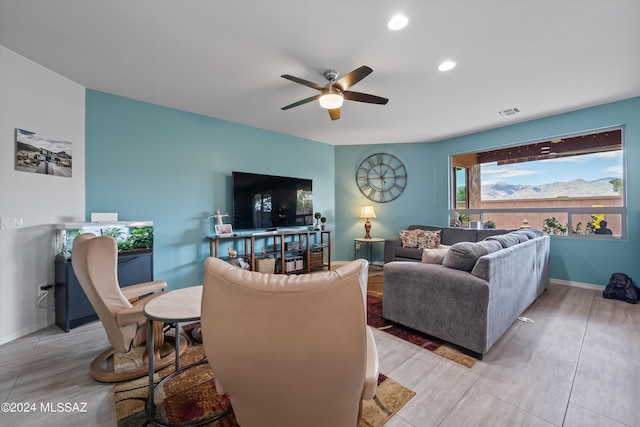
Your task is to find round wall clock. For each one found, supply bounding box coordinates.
[356,153,407,202]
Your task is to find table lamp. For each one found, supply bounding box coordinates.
[360,205,376,239]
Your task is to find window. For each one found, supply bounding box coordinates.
[451,128,625,237]
[453,167,467,210]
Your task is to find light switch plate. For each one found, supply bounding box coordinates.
[1,217,23,229]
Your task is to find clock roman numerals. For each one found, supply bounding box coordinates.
[355,153,407,203]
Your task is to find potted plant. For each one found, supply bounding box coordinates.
[458,213,471,228]
[542,217,567,235]
[483,220,496,229]
[320,216,327,230]
[314,212,322,230]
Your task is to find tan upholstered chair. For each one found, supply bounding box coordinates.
[201,257,378,427]
[71,233,185,382]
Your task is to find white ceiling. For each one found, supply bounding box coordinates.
[1,0,639,146]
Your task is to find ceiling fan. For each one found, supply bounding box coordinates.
[281,65,388,120]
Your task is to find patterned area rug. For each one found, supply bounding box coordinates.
[367,273,477,368]
[114,329,414,426]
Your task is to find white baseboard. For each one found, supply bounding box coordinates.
[0,319,53,346]
[551,278,604,291]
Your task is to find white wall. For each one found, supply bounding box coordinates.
[0,46,85,344]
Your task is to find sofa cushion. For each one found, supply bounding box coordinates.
[508,232,529,243]
[399,229,441,249]
[440,227,478,245]
[407,225,442,232]
[521,228,544,238]
[484,234,521,248]
[475,240,503,254]
[395,246,423,259]
[421,245,451,264]
[510,229,537,240]
[477,228,512,241]
[442,241,492,272]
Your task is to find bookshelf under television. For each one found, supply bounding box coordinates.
[207,230,330,274]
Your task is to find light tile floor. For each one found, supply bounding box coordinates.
[1,282,637,426]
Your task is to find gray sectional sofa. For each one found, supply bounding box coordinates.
[384,225,514,263]
[382,225,550,358]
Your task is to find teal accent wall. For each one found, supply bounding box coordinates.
[86,90,334,289]
[86,90,638,287]
[335,97,640,286]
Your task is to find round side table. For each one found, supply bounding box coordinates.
[354,237,385,269]
[143,286,232,427]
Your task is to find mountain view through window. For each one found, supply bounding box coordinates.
[452,128,624,237]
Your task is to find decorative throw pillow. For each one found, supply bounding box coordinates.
[399,229,419,248]
[442,242,491,272]
[399,229,441,249]
[416,229,441,249]
[421,245,451,264]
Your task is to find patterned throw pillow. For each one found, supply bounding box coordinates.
[399,229,441,249]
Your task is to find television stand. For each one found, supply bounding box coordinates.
[207,230,331,273]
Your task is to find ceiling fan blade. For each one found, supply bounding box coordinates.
[281,74,325,91]
[328,108,340,120]
[334,66,373,91]
[281,94,321,110]
[343,91,389,105]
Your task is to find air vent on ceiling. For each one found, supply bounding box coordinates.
[497,107,520,117]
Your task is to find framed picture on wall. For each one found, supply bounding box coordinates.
[215,224,233,237]
[15,128,73,177]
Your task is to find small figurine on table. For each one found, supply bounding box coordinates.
[209,210,230,225]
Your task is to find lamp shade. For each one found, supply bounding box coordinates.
[360,205,376,219]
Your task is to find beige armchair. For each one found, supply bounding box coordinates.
[201,257,378,427]
[71,233,185,382]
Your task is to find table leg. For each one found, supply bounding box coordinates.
[147,319,155,416]
[174,322,180,370]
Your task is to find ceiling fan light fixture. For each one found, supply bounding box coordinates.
[388,14,408,30]
[319,87,344,109]
[438,60,457,71]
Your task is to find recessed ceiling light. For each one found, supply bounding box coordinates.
[388,14,408,30]
[438,61,457,71]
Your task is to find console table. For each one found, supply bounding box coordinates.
[207,230,330,273]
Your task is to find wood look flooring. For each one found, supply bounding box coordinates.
[1,282,638,426]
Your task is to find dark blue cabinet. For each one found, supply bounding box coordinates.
[54,250,153,332]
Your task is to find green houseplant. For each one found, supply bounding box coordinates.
[543,217,567,235]
[458,213,471,228]
[483,220,496,229]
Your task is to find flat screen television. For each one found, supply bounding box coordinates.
[232,171,313,230]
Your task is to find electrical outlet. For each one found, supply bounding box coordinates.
[38,284,49,297]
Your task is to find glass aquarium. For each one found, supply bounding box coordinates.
[56,221,154,259]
